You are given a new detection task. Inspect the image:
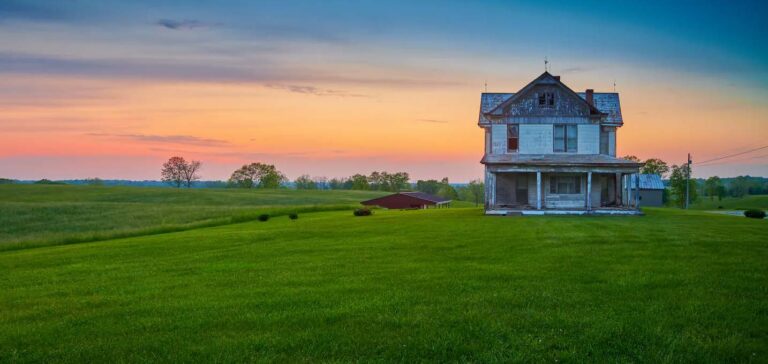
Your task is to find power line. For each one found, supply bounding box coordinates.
[697,152,768,167]
[694,145,768,165]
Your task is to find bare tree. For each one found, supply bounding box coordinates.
[182,160,202,188]
[161,156,201,188]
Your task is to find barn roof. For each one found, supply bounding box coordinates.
[399,191,451,203]
[361,192,450,205]
[630,174,665,190]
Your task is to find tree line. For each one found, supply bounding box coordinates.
[159,156,485,204]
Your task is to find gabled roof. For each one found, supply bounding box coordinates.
[360,192,450,205]
[400,191,451,203]
[629,174,665,190]
[486,72,604,116]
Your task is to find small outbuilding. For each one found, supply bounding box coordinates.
[629,174,665,207]
[361,192,451,209]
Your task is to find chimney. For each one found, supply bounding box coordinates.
[554,75,560,81]
[585,89,594,106]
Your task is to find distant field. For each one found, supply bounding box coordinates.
[690,195,768,210]
[0,185,387,250]
[0,207,765,362]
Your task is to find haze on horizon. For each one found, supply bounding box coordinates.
[1,0,767,182]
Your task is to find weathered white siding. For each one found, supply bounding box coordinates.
[519,124,552,154]
[577,124,599,154]
[491,124,507,154]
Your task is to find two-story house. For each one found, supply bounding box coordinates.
[479,72,642,215]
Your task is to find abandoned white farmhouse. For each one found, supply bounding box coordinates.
[479,72,642,215]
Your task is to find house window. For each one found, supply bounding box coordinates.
[507,125,518,152]
[600,127,609,154]
[549,176,581,194]
[553,124,577,153]
[538,92,555,108]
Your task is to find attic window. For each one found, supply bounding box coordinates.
[538,92,555,107]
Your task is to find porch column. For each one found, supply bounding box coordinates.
[634,174,640,208]
[586,171,592,211]
[489,172,496,207]
[536,171,542,210]
[615,173,623,207]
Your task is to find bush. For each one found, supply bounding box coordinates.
[257,214,270,222]
[288,213,298,220]
[353,208,372,216]
[744,209,766,219]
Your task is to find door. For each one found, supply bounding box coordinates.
[516,175,528,205]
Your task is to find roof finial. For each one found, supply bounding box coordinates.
[613,79,616,92]
[484,79,487,92]
[544,56,549,72]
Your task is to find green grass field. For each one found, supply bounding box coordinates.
[0,185,387,251]
[690,194,768,211]
[0,186,766,362]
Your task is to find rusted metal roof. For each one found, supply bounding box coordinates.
[481,153,642,167]
[629,174,665,190]
[577,92,622,124]
[479,91,623,125]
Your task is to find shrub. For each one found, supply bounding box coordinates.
[744,209,766,219]
[717,205,723,209]
[288,213,298,220]
[257,214,270,222]
[353,208,372,217]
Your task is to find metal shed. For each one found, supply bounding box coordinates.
[629,174,665,207]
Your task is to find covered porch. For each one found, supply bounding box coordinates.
[482,155,642,215]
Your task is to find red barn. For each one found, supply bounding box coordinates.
[361,192,451,209]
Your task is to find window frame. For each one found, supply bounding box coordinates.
[599,126,609,155]
[507,124,519,153]
[538,92,555,108]
[549,176,582,195]
[553,124,578,153]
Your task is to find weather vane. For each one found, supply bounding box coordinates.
[544,56,549,72]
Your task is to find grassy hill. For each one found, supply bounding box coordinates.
[690,195,768,210]
[0,184,387,251]
[0,204,766,362]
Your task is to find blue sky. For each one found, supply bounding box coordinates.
[0,0,766,180]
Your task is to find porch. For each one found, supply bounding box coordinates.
[484,169,642,215]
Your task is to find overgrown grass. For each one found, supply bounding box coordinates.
[689,194,768,210]
[0,207,766,362]
[0,185,385,250]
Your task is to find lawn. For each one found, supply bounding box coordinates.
[0,185,386,251]
[690,194,768,211]
[0,206,766,362]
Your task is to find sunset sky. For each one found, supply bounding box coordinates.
[1,0,767,181]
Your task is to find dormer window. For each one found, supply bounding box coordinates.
[538,92,555,108]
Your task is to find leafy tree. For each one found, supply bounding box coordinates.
[641,158,669,177]
[437,178,458,200]
[415,179,441,195]
[729,176,750,197]
[328,178,346,190]
[162,156,201,188]
[0,178,16,184]
[228,163,286,189]
[350,174,369,190]
[622,155,641,162]
[313,176,328,190]
[704,176,723,201]
[669,164,697,207]
[294,174,318,190]
[467,179,485,207]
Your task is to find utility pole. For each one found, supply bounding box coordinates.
[685,153,692,209]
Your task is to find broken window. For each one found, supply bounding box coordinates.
[507,125,519,152]
[549,176,581,194]
[553,124,577,153]
[538,92,555,108]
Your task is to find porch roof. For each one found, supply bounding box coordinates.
[481,153,642,168]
